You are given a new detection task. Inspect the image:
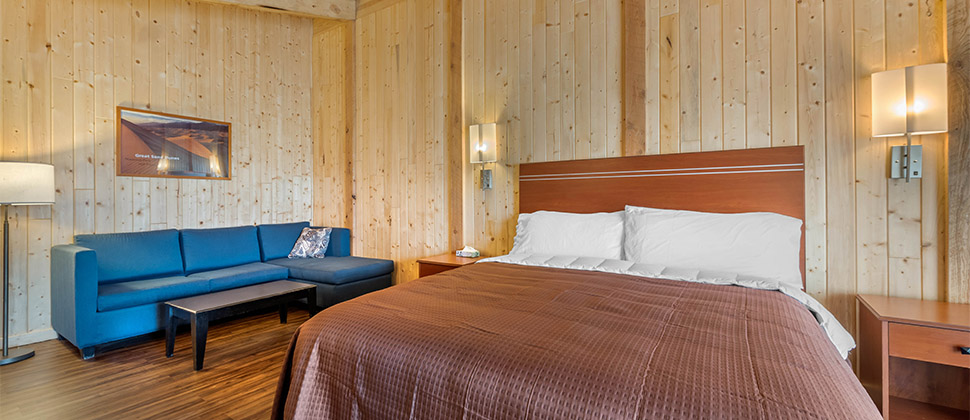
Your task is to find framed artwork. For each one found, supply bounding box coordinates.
[116,106,232,180]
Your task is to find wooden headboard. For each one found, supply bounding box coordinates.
[518,146,806,286]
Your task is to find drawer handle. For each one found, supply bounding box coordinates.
[962,347,970,355]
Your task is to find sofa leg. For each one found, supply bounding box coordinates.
[80,346,96,360]
[56,334,66,341]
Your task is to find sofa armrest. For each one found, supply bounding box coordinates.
[51,244,98,348]
[325,228,351,257]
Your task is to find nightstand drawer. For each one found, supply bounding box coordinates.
[418,263,453,278]
[889,323,970,368]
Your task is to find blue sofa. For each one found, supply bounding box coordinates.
[51,222,393,359]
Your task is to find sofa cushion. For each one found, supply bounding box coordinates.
[180,226,261,274]
[98,276,210,311]
[257,222,311,261]
[189,262,290,292]
[76,229,184,284]
[267,256,394,285]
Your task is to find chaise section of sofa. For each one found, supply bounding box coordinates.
[256,222,394,307]
[51,222,394,359]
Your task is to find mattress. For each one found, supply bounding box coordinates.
[273,261,879,419]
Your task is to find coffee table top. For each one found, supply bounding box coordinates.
[165,280,315,314]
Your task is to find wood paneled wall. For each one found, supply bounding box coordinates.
[0,0,313,346]
[313,0,463,282]
[456,0,960,333]
[461,0,624,258]
[312,0,966,330]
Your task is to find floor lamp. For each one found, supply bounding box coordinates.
[0,162,55,366]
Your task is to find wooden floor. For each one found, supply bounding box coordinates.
[0,308,308,419]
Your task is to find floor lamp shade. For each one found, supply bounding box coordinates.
[0,162,55,205]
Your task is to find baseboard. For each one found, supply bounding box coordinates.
[1,328,58,347]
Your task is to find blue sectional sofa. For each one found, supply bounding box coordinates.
[51,222,393,359]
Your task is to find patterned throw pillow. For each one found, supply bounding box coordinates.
[288,227,332,259]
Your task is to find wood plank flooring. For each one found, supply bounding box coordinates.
[0,308,308,419]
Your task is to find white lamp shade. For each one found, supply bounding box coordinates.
[469,123,497,163]
[0,162,55,205]
[872,63,948,137]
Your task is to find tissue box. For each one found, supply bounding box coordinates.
[456,249,480,258]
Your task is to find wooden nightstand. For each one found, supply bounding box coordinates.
[416,254,485,278]
[856,295,970,420]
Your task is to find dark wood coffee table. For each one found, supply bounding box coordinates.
[164,280,317,370]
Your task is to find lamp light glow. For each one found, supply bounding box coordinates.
[469,123,497,164]
[469,123,498,190]
[872,63,947,137]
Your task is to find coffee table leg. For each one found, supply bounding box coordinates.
[307,289,318,317]
[279,303,287,324]
[165,306,176,357]
[190,312,208,371]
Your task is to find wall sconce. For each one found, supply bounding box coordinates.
[469,123,497,190]
[871,63,948,182]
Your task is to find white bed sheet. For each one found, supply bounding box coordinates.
[478,253,855,359]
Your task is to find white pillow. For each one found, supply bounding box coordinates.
[510,211,625,260]
[623,206,804,289]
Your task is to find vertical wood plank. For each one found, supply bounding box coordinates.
[445,0,463,253]
[854,0,888,297]
[679,0,700,153]
[588,0,604,158]
[721,0,745,150]
[824,0,857,332]
[699,0,722,151]
[560,0,575,161]
[27,219,51,333]
[520,0,536,162]
[605,0,621,157]
[545,0,561,161]
[643,0,660,155]
[745,0,770,148]
[659,13,679,154]
[50,0,75,246]
[622,0,646,156]
[797,0,827,299]
[770,0,796,146]
[73,0,96,194]
[918,0,946,301]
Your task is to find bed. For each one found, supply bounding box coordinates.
[273,146,880,419]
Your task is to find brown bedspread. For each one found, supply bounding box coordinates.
[273,262,879,419]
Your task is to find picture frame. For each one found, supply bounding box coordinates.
[116,106,232,180]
